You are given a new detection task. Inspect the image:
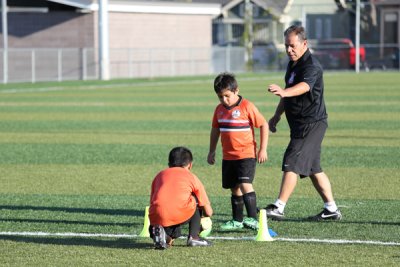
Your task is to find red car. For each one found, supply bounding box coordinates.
[312,38,366,69]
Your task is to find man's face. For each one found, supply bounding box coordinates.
[285,33,307,62]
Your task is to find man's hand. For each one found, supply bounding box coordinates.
[268,115,281,133]
[268,84,287,98]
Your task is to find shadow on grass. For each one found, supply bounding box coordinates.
[0,235,153,249]
[0,218,133,227]
[0,205,142,216]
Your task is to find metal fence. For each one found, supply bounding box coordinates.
[0,47,216,83]
[0,44,399,83]
[109,48,212,79]
[0,47,247,83]
[0,48,97,83]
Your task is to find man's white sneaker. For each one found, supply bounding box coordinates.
[265,204,285,221]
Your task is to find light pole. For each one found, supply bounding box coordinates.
[2,0,8,83]
[355,0,360,73]
[98,0,110,80]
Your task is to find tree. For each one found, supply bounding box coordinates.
[244,0,253,71]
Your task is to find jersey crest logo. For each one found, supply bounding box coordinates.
[288,72,296,85]
[232,109,241,118]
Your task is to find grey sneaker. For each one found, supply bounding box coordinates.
[308,209,342,221]
[152,225,167,250]
[243,217,259,230]
[265,204,285,221]
[187,236,212,247]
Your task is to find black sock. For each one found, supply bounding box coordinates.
[243,191,257,219]
[188,208,201,238]
[231,195,244,222]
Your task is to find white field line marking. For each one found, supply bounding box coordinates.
[0,76,283,94]
[275,237,400,246]
[1,231,399,246]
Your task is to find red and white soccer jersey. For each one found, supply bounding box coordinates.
[212,96,266,160]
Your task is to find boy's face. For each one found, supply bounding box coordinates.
[217,88,239,107]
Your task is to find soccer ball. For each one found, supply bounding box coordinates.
[201,217,212,230]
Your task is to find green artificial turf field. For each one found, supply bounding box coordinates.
[0,72,399,266]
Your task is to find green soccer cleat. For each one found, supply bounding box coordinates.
[220,220,244,231]
[243,217,259,230]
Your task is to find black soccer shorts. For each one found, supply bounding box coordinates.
[222,158,256,189]
[283,120,327,178]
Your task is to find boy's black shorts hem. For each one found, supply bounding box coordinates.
[222,158,256,189]
[282,120,327,178]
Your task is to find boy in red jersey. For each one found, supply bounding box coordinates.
[207,72,269,231]
[149,146,213,249]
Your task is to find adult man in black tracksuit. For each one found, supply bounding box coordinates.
[265,25,342,221]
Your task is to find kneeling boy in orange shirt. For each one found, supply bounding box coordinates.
[149,146,213,249]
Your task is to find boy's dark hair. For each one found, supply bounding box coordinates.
[284,25,307,41]
[214,72,238,93]
[168,146,193,167]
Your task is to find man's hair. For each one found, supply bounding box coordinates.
[213,72,238,93]
[168,146,193,167]
[284,25,307,42]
